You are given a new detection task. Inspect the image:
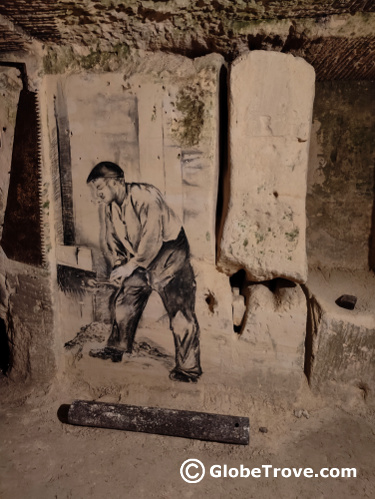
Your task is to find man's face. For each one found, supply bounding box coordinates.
[91,178,117,205]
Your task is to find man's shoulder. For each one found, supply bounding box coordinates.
[127,183,164,208]
[128,183,163,199]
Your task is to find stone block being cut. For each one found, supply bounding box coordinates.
[219,51,315,283]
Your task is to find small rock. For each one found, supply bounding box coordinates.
[259,427,268,433]
[294,409,310,419]
[335,294,357,310]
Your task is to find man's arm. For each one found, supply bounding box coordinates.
[102,204,129,266]
[110,185,167,283]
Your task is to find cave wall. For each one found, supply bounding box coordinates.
[307,80,375,271]
[305,80,375,392]
[0,38,374,406]
[0,64,56,383]
[35,49,316,407]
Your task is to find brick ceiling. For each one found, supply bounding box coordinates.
[0,0,374,79]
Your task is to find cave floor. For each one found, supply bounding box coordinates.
[0,377,374,499]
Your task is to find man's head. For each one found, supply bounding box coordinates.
[87,161,126,205]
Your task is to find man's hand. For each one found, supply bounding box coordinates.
[86,278,98,289]
[110,260,138,285]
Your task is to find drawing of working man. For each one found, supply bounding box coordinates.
[87,161,202,383]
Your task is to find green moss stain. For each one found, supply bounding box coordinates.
[43,46,76,74]
[255,232,264,244]
[43,43,130,74]
[172,86,205,147]
[282,210,293,221]
[206,231,210,242]
[243,238,248,247]
[285,228,299,242]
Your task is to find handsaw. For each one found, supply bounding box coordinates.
[0,63,45,266]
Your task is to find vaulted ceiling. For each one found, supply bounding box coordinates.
[0,0,374,79]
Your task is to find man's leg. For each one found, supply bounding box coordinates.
[107,269,151,352]
[169,308,202,382]
[156,260,202,382]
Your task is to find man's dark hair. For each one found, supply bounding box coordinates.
[87,161,124,183]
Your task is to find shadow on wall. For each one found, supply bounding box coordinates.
[0,317,10,376]
[306,80,375,272]
[370,164,375,272]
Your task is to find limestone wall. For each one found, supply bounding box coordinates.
[304,81,375,394]
[0,47,374,407]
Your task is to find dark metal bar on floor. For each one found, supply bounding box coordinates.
[67,400,250,445]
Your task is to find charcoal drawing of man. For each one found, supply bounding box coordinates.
[87,161,202,383]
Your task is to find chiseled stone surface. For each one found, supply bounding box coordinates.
[306,269,375,391]
[219,50,315,283]
[240,281,307,373]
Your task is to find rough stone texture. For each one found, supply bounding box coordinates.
[0,253,56,382]
[240,281,307,373]
[307,81,375,271]
[0,0,374,82]
[1,2,375,81]
[219,51,315,283]
[1,0,373,47]
[306,269,375,392]
[0,13,32,53]
[38,13,375,80]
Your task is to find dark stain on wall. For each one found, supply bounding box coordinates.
[54,81,75,245]
[306,81,375,270]
[0,317,11,375]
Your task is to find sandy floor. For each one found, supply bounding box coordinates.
[1,375,374,499]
